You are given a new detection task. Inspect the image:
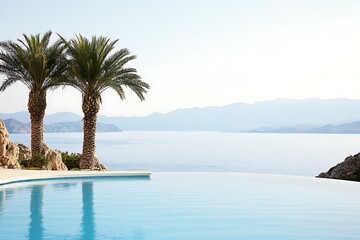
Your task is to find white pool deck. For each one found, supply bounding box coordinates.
[0,169,151,186]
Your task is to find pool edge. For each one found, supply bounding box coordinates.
[0,169,151,186]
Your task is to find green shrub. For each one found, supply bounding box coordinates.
[31,153,49,168]
[20,153,49,169]
[61,151,80,170]
[70,168,81,171]
[19,155,30,168]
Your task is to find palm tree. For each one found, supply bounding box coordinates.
[0,32,67,155]
[61,35,149,170]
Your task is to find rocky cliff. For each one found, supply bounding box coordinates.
[0,119,20,169]
[0,119,107,171]
[0,119,67,170]
[317,153,360,181]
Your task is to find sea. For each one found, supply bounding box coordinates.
[3,132,360,240]
[10,131,360,176]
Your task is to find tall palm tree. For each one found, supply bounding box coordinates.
[61,35,149,170]
[0,32,67,155]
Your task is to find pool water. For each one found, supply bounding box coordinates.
[1,173,360,240]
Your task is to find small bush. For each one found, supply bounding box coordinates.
[61,151,80,170]
[70,168,81,171]
[19,155,30,168]
[20,153,49,169]
[31,153,50,168]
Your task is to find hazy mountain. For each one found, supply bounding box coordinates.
[3,98,360,131]
[3,118,121,134]
[0,112,30,123]
[97,98,360,131]
[249,121,360,134]
[44,121,121,133]
[44,112,82,124]
[3,118,30,134]
[312,121,360,134]
[0,111,82,124]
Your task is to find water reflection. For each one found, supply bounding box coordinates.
[1,177,150,239]
[81,182,95,240]
[28,185,44,240]
[0,190,3,212]
[52,182,78,191]
[0,188,15,213]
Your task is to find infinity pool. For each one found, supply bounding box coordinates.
[0,173,360,240]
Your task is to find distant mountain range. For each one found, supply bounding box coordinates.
[97,98,360,131]
[3,98,360,133]
[3,118,121,134]
[0,111,82,124]
[248,121,360,134]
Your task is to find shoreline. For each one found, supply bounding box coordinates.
[0,169,151,186]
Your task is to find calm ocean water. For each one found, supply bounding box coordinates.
[10,132,360,176]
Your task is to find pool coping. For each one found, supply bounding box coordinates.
[0,169,151,186]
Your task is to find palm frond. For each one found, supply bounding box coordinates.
[118,74,150,101]
[0,76,20,91]
[0,31,67,93]
[63,34,150,105]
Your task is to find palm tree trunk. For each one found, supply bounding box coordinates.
[28,90,46,155]
[80,93,100,170]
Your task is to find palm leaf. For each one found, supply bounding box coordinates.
[0,31,67,92]
[62,34,150,103]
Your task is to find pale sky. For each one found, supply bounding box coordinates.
[1,0,360,116]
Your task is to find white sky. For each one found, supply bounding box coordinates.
[1,0,360,116]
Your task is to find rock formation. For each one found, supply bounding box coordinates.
[41,143,68,171]
[2,142,20,169]
[0,120,10,162]
[317,153,360,181]
[0,119,20,169]
[0,118,107,171]
[94,156,108,171]
[0,119,68,170]
[18,143,31,160]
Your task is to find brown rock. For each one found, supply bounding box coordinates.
[93,156,108,171]
[0,120,20,169]
[41,143,68,171]
[18,143,31,160]
[0,119,10,162]
[317,153,360,181]
[48,150,68,171]
[2,142,20,169]
[0,119,69,170]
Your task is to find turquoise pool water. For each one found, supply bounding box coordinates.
[1,173,360,240]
